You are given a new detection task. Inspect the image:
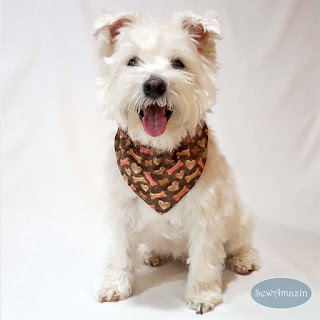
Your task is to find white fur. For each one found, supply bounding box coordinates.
[94,11,260,313]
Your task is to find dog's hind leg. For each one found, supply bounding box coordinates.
[138,244,165,267]
[143,252,164,267]
[226,247,260,275]
[225,203,260,275]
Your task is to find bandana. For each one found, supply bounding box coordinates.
[115,123,208,214]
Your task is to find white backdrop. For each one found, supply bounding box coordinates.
[2,0,320,319]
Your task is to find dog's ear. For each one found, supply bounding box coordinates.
[93,12,140,57]
[173,11,222,57]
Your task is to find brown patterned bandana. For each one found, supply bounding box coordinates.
[114,123,208,214]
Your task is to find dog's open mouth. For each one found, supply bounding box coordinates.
[138,105,173,136]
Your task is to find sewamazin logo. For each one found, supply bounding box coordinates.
[251,278,311,308]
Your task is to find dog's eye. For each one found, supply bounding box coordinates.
[127,57,139,67]
[171,59,185,69]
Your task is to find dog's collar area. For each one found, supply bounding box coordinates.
[114,123,209,214]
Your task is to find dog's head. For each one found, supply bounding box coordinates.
[94,11,221,150]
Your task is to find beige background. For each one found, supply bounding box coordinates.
[2,0,320,319]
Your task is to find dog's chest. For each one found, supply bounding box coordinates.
[134,201,189,254]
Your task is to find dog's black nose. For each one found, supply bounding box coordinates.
[143,76,166,99]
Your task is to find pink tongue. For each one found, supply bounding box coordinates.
[142,105,167,136]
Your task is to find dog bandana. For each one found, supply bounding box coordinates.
[115,123,208,214]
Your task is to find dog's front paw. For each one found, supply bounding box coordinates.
[186,297,222,314]
[187,301,214,314]
[186,289,222,314]
[98,282,132,302]
[97,271,132,303]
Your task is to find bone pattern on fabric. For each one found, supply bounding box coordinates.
[115,123,208,214]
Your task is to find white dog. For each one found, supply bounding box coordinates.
[93,11,260,314]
